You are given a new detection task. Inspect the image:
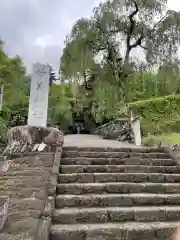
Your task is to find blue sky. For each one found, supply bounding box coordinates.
[0,0,179,72]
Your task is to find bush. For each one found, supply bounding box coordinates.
[0,117,8,144]
[143,135,158,147]
[0,105,11,121]
[129,94,180,136]
[143,133,180,147]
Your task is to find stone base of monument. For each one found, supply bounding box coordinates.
[2,125,64,158]
[0,196,9,231]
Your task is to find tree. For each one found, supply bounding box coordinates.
[0,38,29,125]
[49,65,59,86]
[48,83,73,129]
[60,0,180,123]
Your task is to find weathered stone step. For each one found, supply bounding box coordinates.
[59,165,180,174]
[63,146,165,153]
[50,221,179,240]
[58,173,180,183]
[61,157,174,166]
[62,151,170,159]
[55,193,180,208]
[53,206,180,224]
[57,182,180,195]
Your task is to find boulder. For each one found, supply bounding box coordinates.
[2,125,64,156]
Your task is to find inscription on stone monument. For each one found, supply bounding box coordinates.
[27,63,50,127]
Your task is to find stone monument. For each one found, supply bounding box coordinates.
[28,63,50,127]
[3,63,64,156]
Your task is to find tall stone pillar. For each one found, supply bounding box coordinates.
[27,63,50,127]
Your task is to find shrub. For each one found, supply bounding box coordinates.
[0,117,8,144]
[129,94,180,135]
[143,133,180,147]
[142,135,158,147]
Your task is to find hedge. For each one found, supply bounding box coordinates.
[128,94,180,136]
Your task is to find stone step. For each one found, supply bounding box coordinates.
[50,221,180,240]
[63,146,165,153]
[57,182,180,195]
[61,157,174,166]
[62,151,170,159]
[59,165,180,174]
[53,206,180,224]
[55,193,180,208]
[58,173,180,183]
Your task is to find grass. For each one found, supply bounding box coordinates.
[143,133,180,147]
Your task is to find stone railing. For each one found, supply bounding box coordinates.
[92,116,142,146]
[0,125,64,239]
[92,118,130,137]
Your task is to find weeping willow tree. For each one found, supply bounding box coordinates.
[60,0,180,123]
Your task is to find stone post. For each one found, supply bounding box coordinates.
[131,111,141,146]
[2,63,64,156]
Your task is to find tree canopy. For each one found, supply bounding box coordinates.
[1,0,180,134]
[60,0,180,123]
[0,39,29,115]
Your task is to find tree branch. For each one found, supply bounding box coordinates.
[139,44,148,50]
[96,46,106,51]
[152,15,166,31]
[96,21,119,76]
[126,0,139,50]
[129,15,166,56]
[124,0,139,70]
[131,35,144,48]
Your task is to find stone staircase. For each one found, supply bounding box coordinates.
[50,146,180,240]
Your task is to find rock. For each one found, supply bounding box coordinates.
[44,127,64,146]
[2,125,64,156]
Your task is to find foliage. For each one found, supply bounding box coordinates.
[0,41,26,87]
[0,117,8,144]
[1,0,180,135]
[125,64,180,102]
[48,84,73,129]
[0,38,75,131]
[143,133,180,147]
[60,0,180,124]
[142,134,157,147]
[129,94,180,135]
[0,39,29,120]
[0,40,30,141]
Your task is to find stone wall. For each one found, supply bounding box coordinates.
[160,142,180,166]
[0,149,62,239]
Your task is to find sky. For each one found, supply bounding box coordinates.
[0,0,179,73]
